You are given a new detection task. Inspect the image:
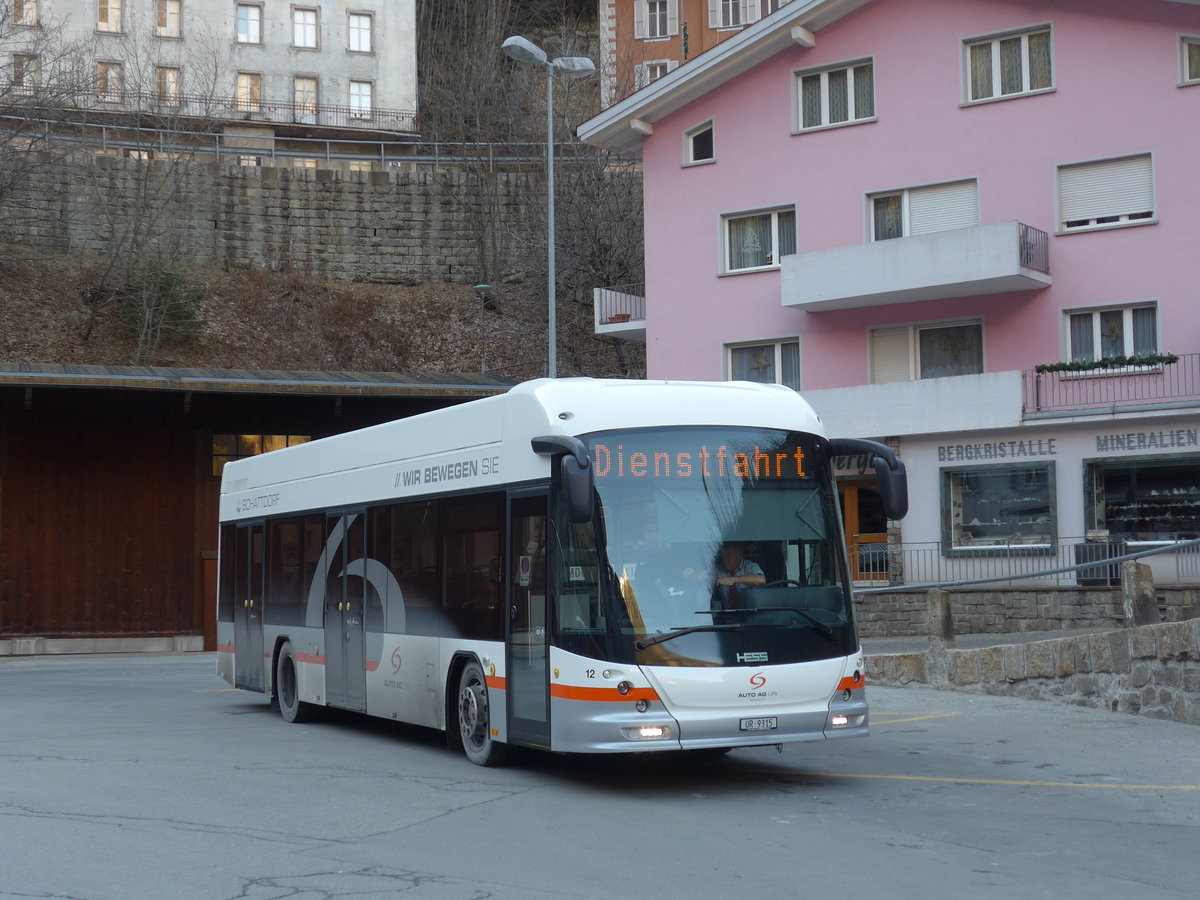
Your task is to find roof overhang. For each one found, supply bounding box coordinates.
[0,364,514,398]
[578,0,872,156]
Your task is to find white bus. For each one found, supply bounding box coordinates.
[216,378,907,765]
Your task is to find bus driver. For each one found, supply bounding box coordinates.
[712,542,765,610]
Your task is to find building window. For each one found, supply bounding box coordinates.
[15,0,38,26]
[635,0,678,39]
[723,207,796,272]
[292,157,318,169]
[97,0,122,32]
[635,59,675,88]
[710,0,758,28]
[12,54,38,93]
[236,72,261,110]
[761,0,786,13]
[871,180,979,241]
[1067,305,1158,364]
[685,120,714,164]
[797,59,874,130]
[292,8,317,49]
[943,463,1056,551]
[349,80,372,118]
[156,0,181,37]
[347,160,372,173]
[1059,154,1154,232]
[1184,37,1200,84]
[870,321,983,383]
[236,4,262,44]
[293,76,317,123]
[238,155,262,166]
[966,26,1052,102]
[96,61,122,102]
[348,13,373,52]
[156,66,180,105]
[728,340,800,390]
[1088,456,1200,543]
[212,434,310,477]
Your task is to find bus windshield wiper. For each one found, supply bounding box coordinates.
[720,607,839,641]
[635,623,744,650]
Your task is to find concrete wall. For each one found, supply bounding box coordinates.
[1,156,533,284]
[868,618,1200,726]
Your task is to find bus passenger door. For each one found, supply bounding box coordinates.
[234,524,265,691]
[324,512,367,712]
[507,492,550,748]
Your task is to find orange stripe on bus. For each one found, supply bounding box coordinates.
[837,674,866,692]
[365,660,379,672]
[217,644,235,654]
[297,653,325,665]
[551,684,660,703]
[486,676,506,691]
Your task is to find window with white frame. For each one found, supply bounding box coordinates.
[797,59,874,130]
[728,340,800,390]
[871,179,979,241]
[15,0,38,26]
[709,0,760,29]
[97,0,122,32]
[1059,154,1154,232]
[96,61,122,101]
[723,207,796,272]
[965,26,1052,102]
[761,0,788,14]
[236,4,262,44]
[156,0,181,37]
[236,71,261,110]
[1181,36,1199,85]
[685,120,714,164]
[348,13,373,52]
[293,8,317,48]
[1067,304,1158,364]
[349,80,373,118]
[634,0,679,39]
[294,76,317,123]
[12,54,38,93]
[635,59,676,88]
[156,66,180,105]
[870,321,983,383]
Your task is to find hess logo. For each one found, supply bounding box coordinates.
[749,673,767,690]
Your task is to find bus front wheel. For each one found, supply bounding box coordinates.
[276,642,318,724]
[457,660,508,766]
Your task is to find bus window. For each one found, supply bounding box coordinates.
[442,493,504,641]
[266,517,305,627]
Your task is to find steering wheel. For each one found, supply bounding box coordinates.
[762,579,805,588]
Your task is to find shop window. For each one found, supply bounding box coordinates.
[1087,455,1200,543]
[943,463,1055,552]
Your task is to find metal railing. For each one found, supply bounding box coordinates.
[594,283,646,325]
[850,536,1200,590]
[1023,351,1200,416]
[1018,222,1050,274]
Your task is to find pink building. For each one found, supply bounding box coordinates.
[582,0,1200,588]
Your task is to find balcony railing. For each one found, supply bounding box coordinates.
[850,537,1200,588]
[34,89,418,133]
[1022,352,1200,417]
[1018,222,1050,274]
[594,283,645,339]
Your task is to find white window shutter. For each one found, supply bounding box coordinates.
[1060,155,1153,223]
[708,0,720,28]
[667,59,679,73]
[634,1,646,39]
[870,328,912,384]
[741,0,760,24]
[667,0,680,36]
[909,180,979,235]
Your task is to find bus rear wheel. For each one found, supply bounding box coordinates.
[457,660,508,766]
[276,642,318,724]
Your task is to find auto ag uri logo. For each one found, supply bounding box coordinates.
[391,647,403,674]
[749,672,767,690]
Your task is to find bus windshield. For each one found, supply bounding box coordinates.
[554,426,857,667]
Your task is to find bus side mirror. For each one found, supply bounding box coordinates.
[829,438,909,521]
[532,434,595,524]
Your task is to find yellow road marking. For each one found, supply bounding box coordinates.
[872,712,961,725]
[197,688,241,693]
[791,771,1200,791]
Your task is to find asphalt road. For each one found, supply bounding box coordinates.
[1,652,1197,899]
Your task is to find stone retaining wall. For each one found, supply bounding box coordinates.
[867,618,1200,725]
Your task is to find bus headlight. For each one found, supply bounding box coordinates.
[831,715,849,727]
[623,724,671,740]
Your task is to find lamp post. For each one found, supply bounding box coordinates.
[502,35,595,378]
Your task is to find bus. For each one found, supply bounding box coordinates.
[216,378,907,765]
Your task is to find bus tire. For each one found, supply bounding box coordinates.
[276,641,318,724]
[457,659,508,766]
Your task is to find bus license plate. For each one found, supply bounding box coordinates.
[740,716,778,732]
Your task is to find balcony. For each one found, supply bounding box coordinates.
[593,284,646,341]
[781,221,1051,312]
[1023,352,1200,419]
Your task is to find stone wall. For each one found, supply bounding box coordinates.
[1,154,535,284]
[856,586,1200,637]
[867,618,1200,725]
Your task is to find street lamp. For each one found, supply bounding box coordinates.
[502,35,595,379]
